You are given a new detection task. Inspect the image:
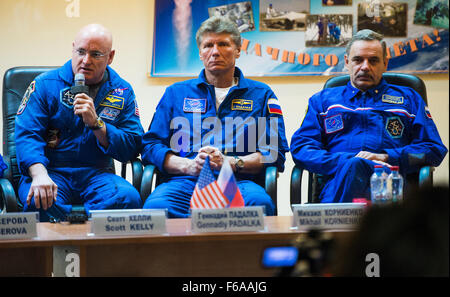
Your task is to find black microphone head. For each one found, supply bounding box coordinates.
[74,73,85,86]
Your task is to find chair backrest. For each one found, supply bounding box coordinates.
[323,73,428,105]
[2,67,57,190]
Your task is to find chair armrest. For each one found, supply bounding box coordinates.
[140,164,159,203]
[419,166,434,187]
[290,166,303,205]
[265,166,278,215]
[0,178,19,212]
[120,158,144,192]
[131,158,143,192]
[2,154,12,181]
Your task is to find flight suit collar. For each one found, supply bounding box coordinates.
[346,78,389,100]
[196,67,249,91]
[58,60,122,103]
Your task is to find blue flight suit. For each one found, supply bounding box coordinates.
[141,67,289,217]
[15,60,144,221]
[290,79,447,203]
[0,154,7,178]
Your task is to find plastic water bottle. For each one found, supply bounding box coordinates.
[370,165,387,204]
[387,166,403,202]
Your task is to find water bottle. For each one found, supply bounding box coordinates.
[370,165,387,204]
[387,166,403,202]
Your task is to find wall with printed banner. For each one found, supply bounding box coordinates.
[151,0,449,77]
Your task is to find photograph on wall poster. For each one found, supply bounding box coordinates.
[305,14,353,47]
[259,0,309,32]
[208,1,255,33]
[322,0,352,6]
[357,2,408,37]
[413,0,449,29]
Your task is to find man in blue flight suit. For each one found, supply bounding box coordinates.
[290,29,447,203]
[141,16,289,218]
[15,24,144,221]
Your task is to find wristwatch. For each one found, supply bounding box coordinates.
[234,156,244,173]
[89,117,105,130]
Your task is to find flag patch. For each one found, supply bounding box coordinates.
[267,98,283,115]
[424,106,432,119]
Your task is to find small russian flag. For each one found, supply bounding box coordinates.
[267,98,283,115]
[217,159,245,208]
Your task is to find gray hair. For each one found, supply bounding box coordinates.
[195,16,241,48]
[345,29,387,59]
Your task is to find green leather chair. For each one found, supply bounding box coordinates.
[290,73,434,205]
[0,66,143,216]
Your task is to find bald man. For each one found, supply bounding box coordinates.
[15,24,144,222]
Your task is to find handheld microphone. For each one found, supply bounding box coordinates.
[71,73,89,118]
[71,73,89,95]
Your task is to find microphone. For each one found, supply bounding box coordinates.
[71,73,89,119]
[71,73,89,95]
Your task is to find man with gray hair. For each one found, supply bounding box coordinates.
[141,16,289,217]
[290,29,447,203]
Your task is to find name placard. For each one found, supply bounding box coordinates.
[292,203,366,231]
[90,209,167,236]
[191,206,265,233]
[0,212,39,240]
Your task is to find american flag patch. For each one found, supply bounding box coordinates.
[425,106,432,119]
[267,98,283,115]
[134,99,140,117]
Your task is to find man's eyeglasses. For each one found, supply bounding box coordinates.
[74,48,108,60]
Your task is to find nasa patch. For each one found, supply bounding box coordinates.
[183,98,207,113]
[324,114,344,134]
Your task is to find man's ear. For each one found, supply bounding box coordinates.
[383,57,389,71]
[107,49,115,65]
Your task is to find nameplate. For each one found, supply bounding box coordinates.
[0,212,39,240]
[191,206,265,233]
[292,203,366,231]
[90,209,167,236]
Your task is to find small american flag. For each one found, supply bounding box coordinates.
[190,157,229,209]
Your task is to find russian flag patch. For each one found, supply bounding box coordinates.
[267,98,283,115]
[425,106,432,119]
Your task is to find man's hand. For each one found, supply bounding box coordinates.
[198,146,227,171]
[73,93,97,127]
[355,151,391,167]
[73,93,109,148]
[163,151,210,176]
[27,164,58,210]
